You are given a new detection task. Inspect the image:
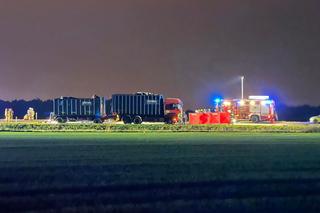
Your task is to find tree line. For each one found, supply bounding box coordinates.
[0,99,52,119]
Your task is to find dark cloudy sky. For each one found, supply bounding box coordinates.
[0,0,320,108]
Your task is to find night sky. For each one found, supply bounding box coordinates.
[0,0,320,109]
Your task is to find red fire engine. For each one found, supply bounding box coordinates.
[221,96,277,123]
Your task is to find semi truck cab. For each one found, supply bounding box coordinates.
[164,98,183,124]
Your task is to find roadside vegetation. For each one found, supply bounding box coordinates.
[0,122,320,133]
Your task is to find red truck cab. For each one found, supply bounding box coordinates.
[164,98,183,124]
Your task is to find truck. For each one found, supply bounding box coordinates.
[220,96,277,123]
[107,92,183,124]
[52,95,106,123]
[52,92,183,124]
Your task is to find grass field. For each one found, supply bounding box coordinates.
[1,132,320,212]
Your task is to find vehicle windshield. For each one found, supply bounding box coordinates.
[165,103,182,110]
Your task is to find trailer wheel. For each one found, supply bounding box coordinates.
[251,115,260,123]
[123,115,132,124]
[313,119,319,124]
[165,119,173,124]
[56,117,66,123]
[133,116,143,124]
[93,118,102,124]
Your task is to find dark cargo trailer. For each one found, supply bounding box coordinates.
[53,95,105,123]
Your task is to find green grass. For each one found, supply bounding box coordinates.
[0,132,320,212]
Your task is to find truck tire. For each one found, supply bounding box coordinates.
[165,118,173,124]
[56,117,66,123]
[133,116,143,124]
[93,118,102,124]
[251,115,260,123]
[123,115,132,124]
[313,119,319,124]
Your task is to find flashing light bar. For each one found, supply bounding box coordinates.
[261,100,273,105]
[214,98,222,103]
[248,95,270,100]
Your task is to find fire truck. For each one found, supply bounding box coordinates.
[220,96,277,123]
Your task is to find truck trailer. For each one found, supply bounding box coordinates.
[52,95,105,123]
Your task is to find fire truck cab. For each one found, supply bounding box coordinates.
[221,96,277,123]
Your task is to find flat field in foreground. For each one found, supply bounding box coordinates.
[0,132,320,212]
